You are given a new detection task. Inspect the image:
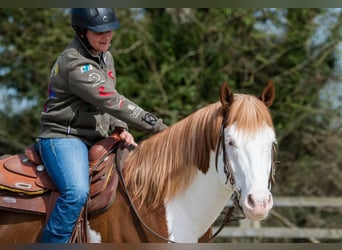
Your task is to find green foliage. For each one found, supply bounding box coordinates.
[0,8,72,103]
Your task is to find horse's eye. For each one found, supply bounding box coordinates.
[228,140,235,146]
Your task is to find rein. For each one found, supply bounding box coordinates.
[115,144,176,243]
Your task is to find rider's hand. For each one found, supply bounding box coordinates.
[119,130,138,148]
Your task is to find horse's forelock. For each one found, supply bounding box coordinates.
[227,94,274,133]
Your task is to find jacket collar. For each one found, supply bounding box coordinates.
[74,34,103,63]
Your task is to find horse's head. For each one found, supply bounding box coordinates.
[219,81,276,221]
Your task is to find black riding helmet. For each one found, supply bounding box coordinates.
[71,8,120,32]
[71,8,119,52]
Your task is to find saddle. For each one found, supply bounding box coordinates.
[0,133,129,216]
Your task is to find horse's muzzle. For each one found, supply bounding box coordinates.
[242,190,273,220]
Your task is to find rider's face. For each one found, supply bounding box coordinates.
[86,30,113,54]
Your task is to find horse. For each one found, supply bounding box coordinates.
[0,81,277,243]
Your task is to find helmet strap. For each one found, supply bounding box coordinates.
[73,26,94,51]
[74,30,103,63]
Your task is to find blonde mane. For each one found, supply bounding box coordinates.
[123,94,273,210]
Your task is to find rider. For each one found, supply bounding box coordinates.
[38,8,167,243]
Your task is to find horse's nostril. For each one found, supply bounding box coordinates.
[247,194,255,208]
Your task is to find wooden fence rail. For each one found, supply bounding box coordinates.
[213,227,342,240]
[213,196,342,241]
[272,196,342,207]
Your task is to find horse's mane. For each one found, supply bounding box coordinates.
[123,94,273,210]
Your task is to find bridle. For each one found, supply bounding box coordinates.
[211,117,279,239]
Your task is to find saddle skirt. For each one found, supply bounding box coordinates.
[0,134,127,216]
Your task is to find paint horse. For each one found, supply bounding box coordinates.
[0,82,277,243]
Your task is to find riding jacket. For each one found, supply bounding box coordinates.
[39,36,166,146]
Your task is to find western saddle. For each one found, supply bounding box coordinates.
[0,133,130,242]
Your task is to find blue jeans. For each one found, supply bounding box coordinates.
[38,138,90,243]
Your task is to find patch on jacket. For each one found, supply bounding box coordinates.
[80,64,93,73]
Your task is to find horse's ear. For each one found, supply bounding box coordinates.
[220,82,234,111]
[259,80,275,107]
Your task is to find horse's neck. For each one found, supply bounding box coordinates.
[164,151,233,243]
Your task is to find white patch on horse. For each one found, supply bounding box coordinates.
[87,222,102,243]
[165,150,233,243]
